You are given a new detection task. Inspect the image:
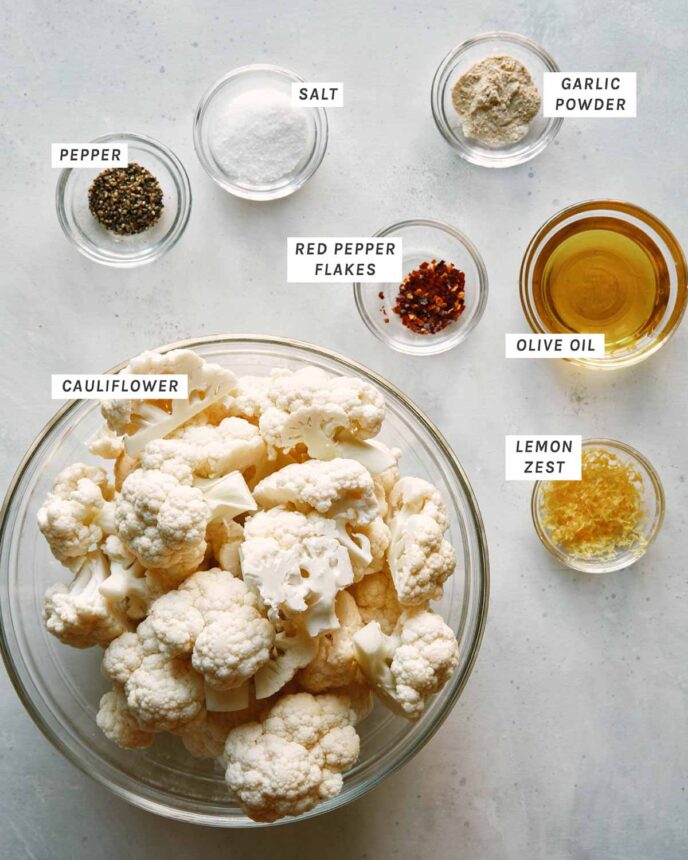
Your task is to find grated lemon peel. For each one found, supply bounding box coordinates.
[540,448,647,560]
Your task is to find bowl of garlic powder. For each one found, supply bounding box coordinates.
[431,32,562,168]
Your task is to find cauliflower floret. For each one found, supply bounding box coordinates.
[171,417,267,479]
[100,535,164,620]
[223,689,368,822]
[125,651,206,732]
[257,367,393,471]
[241,512,355,636]
[96,688,154,750]
[43,551,130,648]
[253,458,379,525]
[101,349,237,456]
[37,463,115,565]
[353,608,459,720]
[193,608,274,690]
[116,467,255,580]
[144,569,274,692]
[102,621,206,734]
[349,569,402,635]
[115,469,208,577]
[389,476,450,532]
[87,425,124,460]
[229,371,288,422]
[299,592,364,693]
[388,515,455,606]
[254,626,318,699]
[146,590,204,657]
[387,476,455,606]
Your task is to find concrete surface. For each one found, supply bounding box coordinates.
[1,0,686,858]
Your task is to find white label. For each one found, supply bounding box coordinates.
[543,73,636,117]
[287,237,403,283]
[51,143,129,168]
[291,82,344,107]
[51,374,189,400]
[505,334,605,358]
[505,435,582,481]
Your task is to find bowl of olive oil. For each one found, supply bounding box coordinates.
[520,201,687,368]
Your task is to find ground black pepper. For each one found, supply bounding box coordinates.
[88,163,163,235]
[392,260,466,334]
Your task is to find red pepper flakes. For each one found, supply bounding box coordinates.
[392,260,466,335]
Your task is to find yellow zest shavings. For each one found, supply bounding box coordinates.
[540,447,647,560]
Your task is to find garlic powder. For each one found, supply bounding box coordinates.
[451,55,541,146]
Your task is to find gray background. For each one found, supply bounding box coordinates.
[1,1,686,858]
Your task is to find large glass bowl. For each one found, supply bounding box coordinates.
[0,335,489,827]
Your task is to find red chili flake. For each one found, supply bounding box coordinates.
[391,260,466,335]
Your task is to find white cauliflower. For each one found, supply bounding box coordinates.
[115,469,209,578]
[387,477,455,605]
[100,535,164,620]
[101,620,205,733]
[241,509,355,636]
[299,592,364,693]
[253,458,379,525]
[42,551,130,648]
[87,425,124,460]
[139,417,266,484]
[101,349,237,456]
[171,417,267,479]
[353,608,459,720]
[254,626,318,699]
[256,367,395,473]
[115,468,255,580]
[96,688,155,750]
[146,569,275,692]
[223,688,371,822]
[349,569,402,635]
[37,463,115,565]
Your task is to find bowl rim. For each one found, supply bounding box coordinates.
[0,333,490,826]
[430,30,563,168]
[519,198,688,369]
[55,131,192,268]
[530,437,666,573]
[353,218,489,355]
[192,64,329,200]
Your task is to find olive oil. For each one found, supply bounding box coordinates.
[532,216,670,352]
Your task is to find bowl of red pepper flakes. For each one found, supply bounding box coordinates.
[354,219,488,355]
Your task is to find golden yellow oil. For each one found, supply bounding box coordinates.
[533,216,670,352]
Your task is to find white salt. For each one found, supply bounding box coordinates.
[210,88,310,185]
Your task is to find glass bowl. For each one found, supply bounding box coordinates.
[353,219,488,355]
[520,200,688,369]
[531,438,665,574]
[431,32,562,168]
[193,65,328,200]
[0,335,489,827]
[55,133,192,267]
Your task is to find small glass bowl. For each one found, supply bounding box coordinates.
[193,64,328,200]
[520,200,688,369]
[55,133,192,268]
[354,219,488,355]
[531,439,665,574]
[431,32,562,168]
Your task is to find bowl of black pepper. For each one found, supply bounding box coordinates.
[56,133,192,267]
[354,219,489,355]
